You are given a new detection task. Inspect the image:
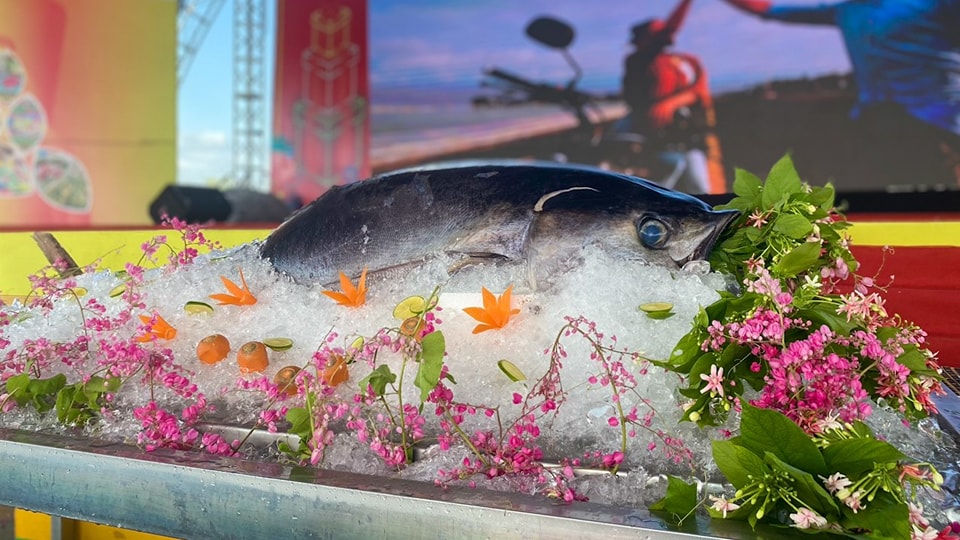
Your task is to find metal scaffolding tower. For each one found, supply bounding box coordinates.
[176,0,227,86]
[232,0,267,188]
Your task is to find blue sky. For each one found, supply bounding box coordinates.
[177,1,277,188]
[177,0,848,188]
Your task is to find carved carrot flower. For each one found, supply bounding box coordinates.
[463,285,521,334]
[209,268,257,306]
[322,268,368,308]
[136,313,177,342]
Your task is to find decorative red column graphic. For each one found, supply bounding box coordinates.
[272,0,369,206]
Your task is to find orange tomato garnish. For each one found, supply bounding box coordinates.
[320,355,349,387]
[399,316,425,341]
[273,366,301,396]
[237,341,269,374]
[196,334,231,365]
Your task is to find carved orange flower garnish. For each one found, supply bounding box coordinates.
[322,268,368,308]
[136,313,177,342]
[209,268,257,306]
[463,285,521,334]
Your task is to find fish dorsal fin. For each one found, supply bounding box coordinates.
[534,186,601,212]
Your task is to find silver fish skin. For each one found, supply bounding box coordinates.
[259,161,739,288]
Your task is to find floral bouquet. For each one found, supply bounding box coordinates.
[653,155,954,539]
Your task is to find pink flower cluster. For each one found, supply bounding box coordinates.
[750,324,872,431]
[699,265,943,434]
[133,399,234,455]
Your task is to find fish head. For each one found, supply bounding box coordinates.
[631,207,740,267]
[527,170,739,272]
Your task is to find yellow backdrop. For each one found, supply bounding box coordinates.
[0,0,176,226]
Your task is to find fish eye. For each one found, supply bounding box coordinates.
[638,218,670,249]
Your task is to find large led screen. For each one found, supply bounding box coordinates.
[367,0,960,195]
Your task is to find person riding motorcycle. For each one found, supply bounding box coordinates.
[617,0,727,194]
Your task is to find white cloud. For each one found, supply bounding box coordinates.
[177,130,232,186]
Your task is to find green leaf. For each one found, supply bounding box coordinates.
[896,345,937,376]
[761,154,803,209]
[772,213,813,239]
[84,376,108,393]
[739,404,828,476]
[733,168,763,202]
[875,326,898,343]
[704,298,730,321]
[840,494,910,540]
[773,242,821,276]
[822,438,906,477]
[29,373,67,396]
[763,452,840,518]
[285,407,312,437]
[717,293,762,320]
[55,385,86,425]
[717,234,752,255]
[712,439,768,488]
[649,475,698,519]
[807,183,835,211]
[795,306,857,335]
[657,329,705,373]
[688,351,719,385]
[359,364,396,397]
[5,373,29,396]
[415,331,445,401]
[742,227,763,243]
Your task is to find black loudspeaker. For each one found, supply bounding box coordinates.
[149,185,232,224]
[149,185,293,224]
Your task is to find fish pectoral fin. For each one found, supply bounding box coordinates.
[446,217,531,263]
[446,254,508,275]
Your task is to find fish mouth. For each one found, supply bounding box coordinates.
[686,209,740,264]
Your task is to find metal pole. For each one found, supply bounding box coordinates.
[0,505,13,540]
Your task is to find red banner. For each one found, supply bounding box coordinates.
[271,0,369,206]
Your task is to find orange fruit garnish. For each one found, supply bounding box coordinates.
[237,341,269,374]
[399,316,425,341]
[273,366,301,396]
[196,334,231,365]
[320,355,349,387]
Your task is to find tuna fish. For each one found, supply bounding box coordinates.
[259,162,738,289]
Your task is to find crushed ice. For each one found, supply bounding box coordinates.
[1,239,958,514]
